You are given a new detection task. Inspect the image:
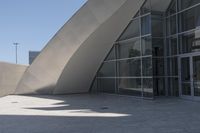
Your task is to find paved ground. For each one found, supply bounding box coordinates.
[0,94,200,133]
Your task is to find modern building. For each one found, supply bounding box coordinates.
[0,0,200,101]
[29,51,40,65]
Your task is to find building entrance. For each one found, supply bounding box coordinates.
[179,53,200,101]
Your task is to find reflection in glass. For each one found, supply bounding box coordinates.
[178,0,200,11]
[142,36,152,56]
[118,19,140,41]
[143,78,153,98]
[142,57,152,76]
[153,78,165,96]
[167,16,176,35]
[98,62,116,77]
[119,59,141,77]
[118,38,141,59]
[118,78,142,96]
[179,31,200,54]
[141,15,151,35]
[179,5,200,32]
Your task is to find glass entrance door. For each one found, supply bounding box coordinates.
[179,54,200,100]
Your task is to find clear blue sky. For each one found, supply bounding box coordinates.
[0,0,86,65]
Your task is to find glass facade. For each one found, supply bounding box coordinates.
[91,0,200,100]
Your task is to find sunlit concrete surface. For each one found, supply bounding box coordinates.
[0,94,200,133]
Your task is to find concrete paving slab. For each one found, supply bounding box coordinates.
[0,94,200,133]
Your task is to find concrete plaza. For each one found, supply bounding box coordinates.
[0,94,200,133]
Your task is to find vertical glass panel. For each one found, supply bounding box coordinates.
[168,78,179,96]
[179,30,200,54]
[152,39,164,56]
[167,15,176,35]
[105,46,115,61]
[178,0,200,11]
[141,15,151,35]
[118,19,140,41]
[140,0,151,15]
[118,38,141,59]
[193,56,200,96]
[181,57,190,82]
[179,5,200,32]
[153,78,165,96]
[153,58,165,76]
[98,78,116,93]
[98,62,116,77]
[118,78,142,96]
[142,36,152,56]
[118,58,141,77]
[167,0,176,16]
[152,14,163,37]
[167,37,178,55]
[142,57,152,76]
[182,83,191,95]
[143,78,153,98]
[167,57,178,76]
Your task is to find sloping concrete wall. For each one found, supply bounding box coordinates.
[0,62,27,97]
[15,0,144,95]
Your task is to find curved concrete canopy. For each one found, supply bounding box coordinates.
[54,0,145,94]
[15,0,133,94]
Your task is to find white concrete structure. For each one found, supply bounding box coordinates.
[0,62,27,97]
[14,0,144,95]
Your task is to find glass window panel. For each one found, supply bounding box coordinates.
[143,78,153,98]
[179,5,200,32]
[167,57,178,76]
[98,62,116,77]
[118,58,141,77]
[181,57,190,82]
[153,58,164,76]
[90,78,98,93]
[153,78,165,96]
[168,78,179,96]
[178,0,200,11]
[193,56,200,96]
[98,78,116,93]
[152,15,163,37]
[142,57,152,76]
[118,78,142,96]
[167,37,178,55]
[105,46,115,61]
[142,36,152,56]
[179,30,200,54]
[140,0,151,15]
[166,15,177,35]
[152,39,164,56]
[141,15,151,35]
[118,19,140,41]
[118,38,141,59]
[182,83,191,95]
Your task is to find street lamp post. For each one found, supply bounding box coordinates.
[13,43,19,64]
